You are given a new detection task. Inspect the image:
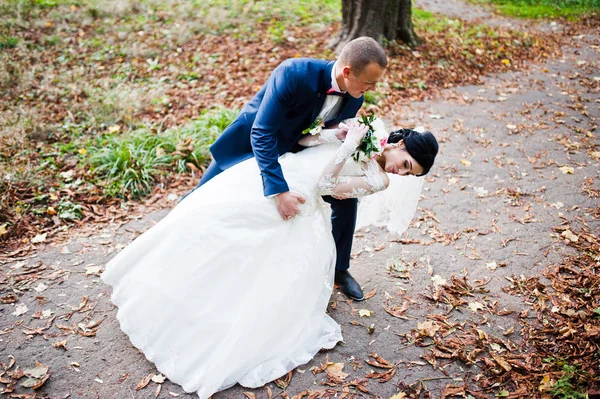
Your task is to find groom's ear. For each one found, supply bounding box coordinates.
[341,65,352,78]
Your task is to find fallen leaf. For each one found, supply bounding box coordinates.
[363,289,377,300]
[389,393,407,399]
[21,361,50,389]
[358,309,373,318]
[384,302,409,319]
[21,375,49,389]
[539,375,553,392]
[1,293,18,304]
[12,303,28,317]
[561,230,579,242]
[417,320,440,337]
[366,353,394,369]
[151,374,166,383]
[274,370,293,389]
[85,265,103,276]
[474,187,488,197]
[431,275,447,286]
[559,166,574,174]
[31,233,47,244]
[136,374,153,390]
[468,302,485,312]
[23,362,49,379]
[54,340,68,350]
[34,283,48,293]
[325,363,348,382]
[486,262,497,270]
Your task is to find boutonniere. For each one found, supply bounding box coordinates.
[302,117,324,135]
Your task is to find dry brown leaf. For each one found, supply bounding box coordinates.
[325,362,348,383]
[363,289,377,300]
[491,354,512,372]
[384,302,409,319]
[136,373,153,390]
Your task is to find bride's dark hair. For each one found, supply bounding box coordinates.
[388,129,438,176]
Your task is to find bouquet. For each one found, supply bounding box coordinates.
[352,112,388,162]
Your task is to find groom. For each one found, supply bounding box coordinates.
[190,37,387,301]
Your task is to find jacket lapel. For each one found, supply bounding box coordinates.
[310,92,326,125]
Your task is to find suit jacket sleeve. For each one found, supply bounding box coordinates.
[251,62,298,197]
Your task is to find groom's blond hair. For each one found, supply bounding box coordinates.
[339,37,387,75]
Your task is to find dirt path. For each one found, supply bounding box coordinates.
[0,2,598,398]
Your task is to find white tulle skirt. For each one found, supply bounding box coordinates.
[102,144,344,398]
[101,141,424,398]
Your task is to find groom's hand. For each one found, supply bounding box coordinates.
[275,191,306,221]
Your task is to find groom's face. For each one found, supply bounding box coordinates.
[342,62,385,99]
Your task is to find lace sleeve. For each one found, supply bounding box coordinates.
[297,129,341,147]
[319,159,389,199]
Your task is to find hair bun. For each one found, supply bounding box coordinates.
[387,128,439,176]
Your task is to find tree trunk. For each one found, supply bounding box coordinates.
[330,0,422,53]
[394,0,423,48]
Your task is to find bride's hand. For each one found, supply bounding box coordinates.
[334,123,348,141]
[339,121,368,146]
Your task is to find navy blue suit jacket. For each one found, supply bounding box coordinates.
[209,58,364,196]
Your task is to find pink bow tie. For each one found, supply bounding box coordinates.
[326,88,349,97]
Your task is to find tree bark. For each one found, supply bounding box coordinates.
[330,0,422,53]
[394,0,423,48]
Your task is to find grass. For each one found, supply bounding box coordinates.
[468,0,600,19]
[542,358,590,398]
[89,107,237,199]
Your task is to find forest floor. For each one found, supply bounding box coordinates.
[0,0,598,398]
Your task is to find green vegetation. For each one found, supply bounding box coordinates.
[468,0,600,19]
[89,108,236,199]
[363,91,380,105]
[1,0,341,35]
[542,358,590,399]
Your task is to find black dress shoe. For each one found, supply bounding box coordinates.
[334,270,364,301]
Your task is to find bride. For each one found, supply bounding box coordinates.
[101,119,438,398]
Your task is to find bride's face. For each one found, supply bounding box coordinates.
[382,141,424,176]
[341,62,385,99]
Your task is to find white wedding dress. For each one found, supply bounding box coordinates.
[101,128,423,398]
